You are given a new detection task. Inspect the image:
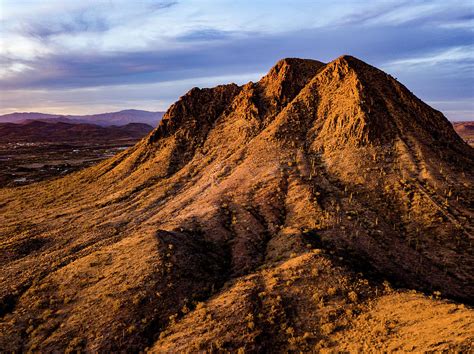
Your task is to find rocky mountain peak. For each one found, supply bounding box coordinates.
[2,55,471,352]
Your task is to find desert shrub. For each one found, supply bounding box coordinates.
[181,304,190,314]
[327,287,337,296]
[320,323,334,335]
[126,324,136,334]
[347,291,358,302]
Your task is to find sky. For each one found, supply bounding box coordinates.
[0,0,473,120]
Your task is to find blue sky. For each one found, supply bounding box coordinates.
[0,0,473,120]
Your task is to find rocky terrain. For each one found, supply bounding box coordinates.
[0,56,472,352]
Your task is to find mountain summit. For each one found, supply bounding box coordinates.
[0,56,473,352]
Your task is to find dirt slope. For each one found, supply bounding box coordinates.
[0,56,472,352]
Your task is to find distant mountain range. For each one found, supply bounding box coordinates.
[0,109,164,127]
[453,121,474,146]
[0,120,154,143]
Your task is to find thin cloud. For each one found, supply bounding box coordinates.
[176,28,237,42]
[21,10,110,40]
[335,1,410,27]
[385,45,474,68]
[148,1,179,11]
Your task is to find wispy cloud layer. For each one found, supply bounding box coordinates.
[386,45,474,68]
[0,0,473,119]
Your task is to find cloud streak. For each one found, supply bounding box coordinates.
[385,45,474,68]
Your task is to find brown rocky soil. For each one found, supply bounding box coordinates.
[0,56,473,352]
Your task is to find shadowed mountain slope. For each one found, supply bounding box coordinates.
[0,56,472,352]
